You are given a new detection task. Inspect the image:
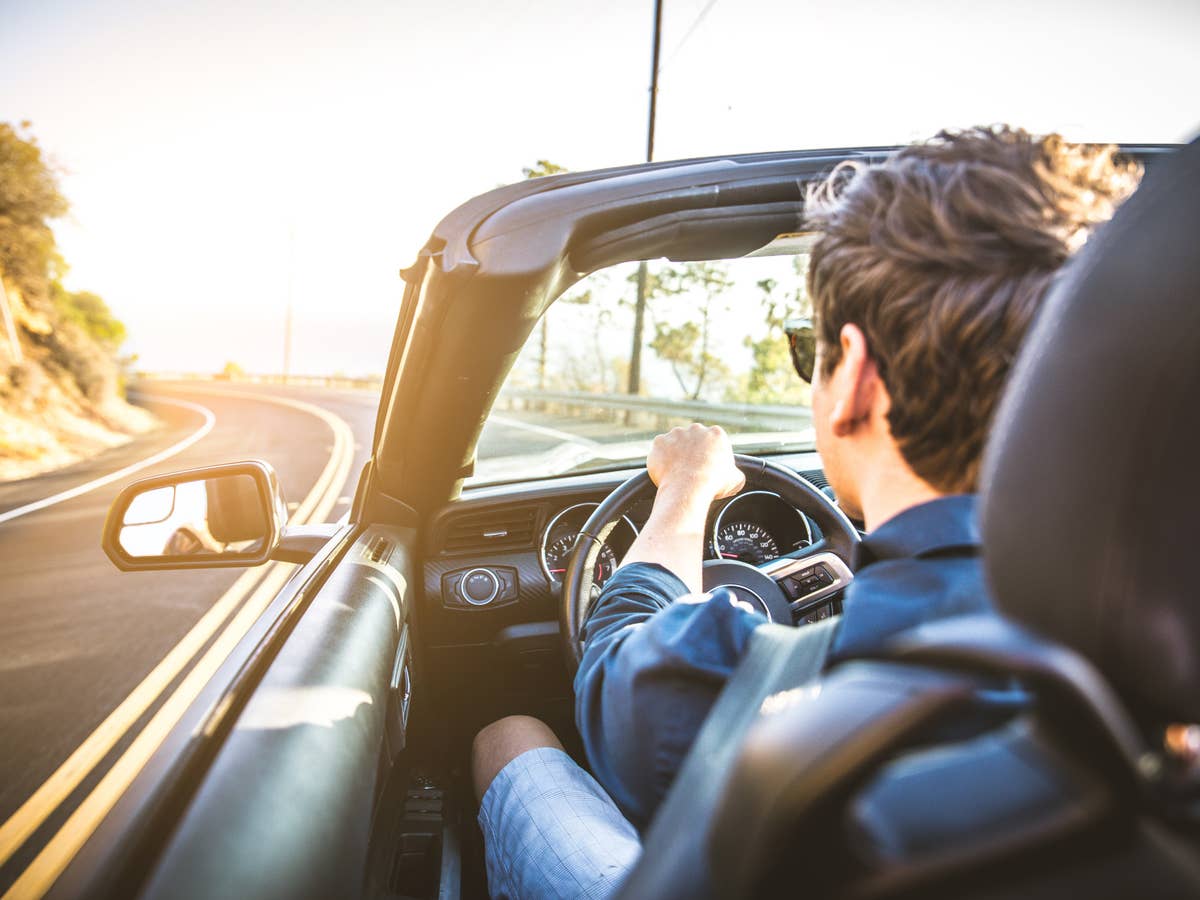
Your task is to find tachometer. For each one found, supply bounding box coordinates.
[544,535,618,586]
[540,502,636,588]
[715,521,780,565]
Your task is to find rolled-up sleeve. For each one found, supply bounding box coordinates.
[573,562,765,828]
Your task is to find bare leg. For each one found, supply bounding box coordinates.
[472,715,563,802]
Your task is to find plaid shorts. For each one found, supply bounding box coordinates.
[477,747,641,900]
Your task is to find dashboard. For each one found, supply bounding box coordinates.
[420,453,831,646]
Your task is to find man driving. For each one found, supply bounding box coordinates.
[471,126,1140,899]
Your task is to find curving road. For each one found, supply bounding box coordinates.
[0,381,380,893]
[0,378,654,895]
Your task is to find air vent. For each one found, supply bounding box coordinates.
[800,469,829,491]
[441,506,539,554]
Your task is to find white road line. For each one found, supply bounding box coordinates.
[0,397,215,526]
[487,413,600,447]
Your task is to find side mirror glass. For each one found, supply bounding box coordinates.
[103,461,287,571]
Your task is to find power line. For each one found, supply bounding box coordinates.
[660,0,720,73]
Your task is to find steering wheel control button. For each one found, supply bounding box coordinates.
[787,563,836,597]
[442,566,519,609]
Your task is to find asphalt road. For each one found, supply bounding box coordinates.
[0,379,662,893]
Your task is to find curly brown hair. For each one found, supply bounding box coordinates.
[805,126,1141,493]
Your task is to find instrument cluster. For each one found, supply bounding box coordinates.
[710,491,814,565]
[537,491,815,587]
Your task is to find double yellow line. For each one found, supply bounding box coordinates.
[1,389,356,900]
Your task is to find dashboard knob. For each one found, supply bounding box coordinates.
[461,568,500,606]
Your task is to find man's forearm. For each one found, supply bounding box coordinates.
[618,483,712,594]
[576,563,766,826]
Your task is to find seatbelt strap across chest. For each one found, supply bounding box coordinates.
[616,617,840,900]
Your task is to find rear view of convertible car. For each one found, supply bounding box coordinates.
[32,138,1198,899]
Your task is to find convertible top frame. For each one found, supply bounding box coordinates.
[364,144,1179,521]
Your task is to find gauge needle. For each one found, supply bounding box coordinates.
[548,568,566,574]
[720,553,740,559]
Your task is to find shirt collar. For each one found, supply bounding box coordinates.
[854,494,981,568]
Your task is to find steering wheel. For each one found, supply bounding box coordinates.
[561,454,861,674]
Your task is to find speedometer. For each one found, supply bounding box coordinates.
[715,521,780,565]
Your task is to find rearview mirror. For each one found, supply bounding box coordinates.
[102,461,288,571]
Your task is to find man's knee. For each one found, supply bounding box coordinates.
[472,715,564,801]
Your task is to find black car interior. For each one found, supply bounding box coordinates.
[62,139,1198,900]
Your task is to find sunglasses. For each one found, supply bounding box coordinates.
[784,317,816,384]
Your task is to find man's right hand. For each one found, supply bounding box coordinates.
[617,425,744,594]
[647,424,745,506]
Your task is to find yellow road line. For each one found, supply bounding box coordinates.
[0,387,356,899]
[3,564,301,900]
[0,568,264,869]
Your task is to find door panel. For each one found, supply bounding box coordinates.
[139,526,417,900]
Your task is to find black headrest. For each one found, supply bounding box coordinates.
[980,138,1200,724]
[205,475,268,544]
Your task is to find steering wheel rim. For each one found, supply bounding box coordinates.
[561,454,861,676]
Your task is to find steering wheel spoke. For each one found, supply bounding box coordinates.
[760,544,854,616]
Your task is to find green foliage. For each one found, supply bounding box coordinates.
[0,121,68,305]
[521,160,569,179]
[642,262,733,400]
[514,158,815,408]
[0,122,131,404]
[52,285,126,349]
[732,256,813,405]
[221,360,246,379]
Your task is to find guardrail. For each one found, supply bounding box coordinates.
[132,375,811,432]
[136,372,383,391]
[499,388,812,432]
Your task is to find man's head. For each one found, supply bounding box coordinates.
[802,126,1140,522]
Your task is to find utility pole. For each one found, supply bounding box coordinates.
[626,0,663,397]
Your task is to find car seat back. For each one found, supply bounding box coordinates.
[708,616,1200,898]
[981,136,1200,725]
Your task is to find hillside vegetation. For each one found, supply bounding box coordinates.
[0,121,154,481]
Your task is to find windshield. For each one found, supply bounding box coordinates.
[469,249,815,486]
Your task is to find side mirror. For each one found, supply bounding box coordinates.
[102,461,288,571]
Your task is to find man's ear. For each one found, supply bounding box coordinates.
[829,323,882,438]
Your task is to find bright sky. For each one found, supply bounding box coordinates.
[2,0,1197,375]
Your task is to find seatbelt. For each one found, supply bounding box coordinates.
[615,617,840,900]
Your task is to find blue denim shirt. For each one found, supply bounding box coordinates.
[573,494,990,830]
